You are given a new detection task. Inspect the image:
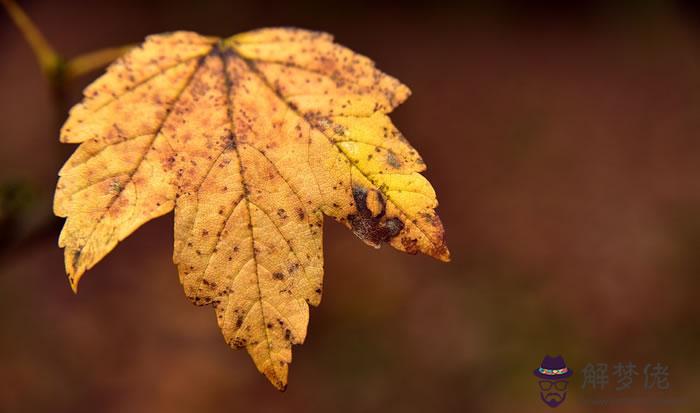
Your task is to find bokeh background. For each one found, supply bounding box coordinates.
[2,1,700,412]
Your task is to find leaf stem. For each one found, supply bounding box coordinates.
[1,0,133,86]
[0,0,62,82]
[64,45,135,79]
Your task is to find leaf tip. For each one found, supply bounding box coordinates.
[263,366,289,391]
[65,248,85,293]
[434,240,451,262]
[67,269,81,294]
[67,268,80,294]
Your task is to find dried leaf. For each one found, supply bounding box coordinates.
[54,28,449,389]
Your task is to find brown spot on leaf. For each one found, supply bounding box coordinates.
[347,185,404,246]
[72,250,81,272]
[386,150,401,168]
[400,237,419,255]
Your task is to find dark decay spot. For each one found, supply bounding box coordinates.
[272,272,285,280]
[231,337,247,348]
[236,315,244,328]
[72,250,81,271]
[333,124,346,136]
[386,150,401,168]
[347,186,404,246]
[278,380,287,392]
[277,208,287,219]
[296,207,305,220]
[400,236,419,255]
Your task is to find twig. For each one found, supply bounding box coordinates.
[1,0,134,88]
[65,45,135,79]
[0,0,61,84]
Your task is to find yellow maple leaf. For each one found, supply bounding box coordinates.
[54,28,449,390]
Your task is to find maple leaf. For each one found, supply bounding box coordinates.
[54,28,449,390]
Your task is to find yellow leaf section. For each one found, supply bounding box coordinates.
[229,28,449,261]
[171,49,323,390]
[54,32,216,291]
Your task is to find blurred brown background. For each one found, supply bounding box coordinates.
[2,1,700,412]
